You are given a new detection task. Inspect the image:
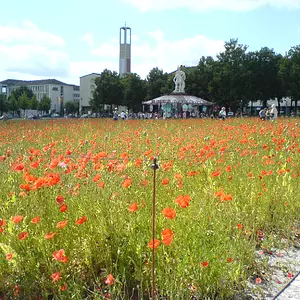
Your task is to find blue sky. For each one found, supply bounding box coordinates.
[0,0,300,85]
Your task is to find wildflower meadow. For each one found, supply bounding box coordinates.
[0,118,299,299]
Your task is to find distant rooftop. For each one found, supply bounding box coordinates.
[80,73,101,78]
[0,79,78,87]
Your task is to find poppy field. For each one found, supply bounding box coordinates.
[0,118,299,299]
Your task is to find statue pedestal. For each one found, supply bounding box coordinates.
[170,91,187,95]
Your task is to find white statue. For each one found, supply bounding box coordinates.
[173,66,186,93]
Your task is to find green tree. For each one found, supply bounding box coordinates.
[146,68,168,100]
[91,69,123,113]
[19,92,30,115]
[11,86,34,101]
[121,73,147,112]
[0,94,9,116]
[279,46,300,114]
[210,39,249,110]
[8,94,19,116]
[247,47,283,108]
[30,95,39,110]
[38,95,51,114]
[161,74,174,95]
[183,57,216,101]
[64,101,78,114]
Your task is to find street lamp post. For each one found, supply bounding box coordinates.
[240,100,243,117]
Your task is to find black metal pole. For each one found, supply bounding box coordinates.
[151,157,159,299]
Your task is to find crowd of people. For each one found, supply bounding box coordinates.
[258,104,278,121]
[111,105,280,121]
[112,110,210,120]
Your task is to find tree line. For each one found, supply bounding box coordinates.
[0,86,52,116]
[0,86,79,117]
[90,39,300,114]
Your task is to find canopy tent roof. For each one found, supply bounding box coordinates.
[142,93,214,106]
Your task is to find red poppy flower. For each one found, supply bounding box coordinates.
[122,178,132,188]
[161,228,173,238]
[162,178,169,186]
[105,274,115,285]
[255,278,262,284]
[11,215,23,224]
[18,231,28,240]
[162,235,173,246]
[175,195,191,208]
[60,204,68,212]
[20,183,31,191]
[147,239,160,249]
[56,195,65,205]
[14,163,24,171]
[52,249,68,263]
[128,202,138,213]
[56,220,68,229]
[92,174,101,182]
[31,216,40,224]
[0,218,6,227]
[30,161,39,169]
[51,272,62,283]
[60,283,67,291]
[98,181,105,188]
[6,253,13,260]
[45,232,56,240]
[66,149,72,155]
[75,216,87,225]
[211,171,221,177]
[201,261,209,268]
[162,207,176,219]
[140,180,149,186]
[174,173,183,180]
[220,194,233,202]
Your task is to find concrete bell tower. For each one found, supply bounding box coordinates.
[119,23,131,77]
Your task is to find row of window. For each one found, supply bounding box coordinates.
[29,85,49,93]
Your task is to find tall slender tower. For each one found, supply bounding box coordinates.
[119,24,131,77]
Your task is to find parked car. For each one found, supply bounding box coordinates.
[0,114,13,120]
[41,114,51,118]
[80,114,93,118]
[51,113,60,118]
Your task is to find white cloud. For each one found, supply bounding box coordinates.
[70,61,118,78]
[122,0,300,12]
[131,34,139,42]
[0,20,66,47]
[91,42,119,57]
[0,20,70,82]
[80,32,94,47]
[149,30,165,41]
[91,30,224,78]
[0,20,224,85]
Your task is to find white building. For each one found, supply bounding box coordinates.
[0,79,80,114]
[79,73,100,113]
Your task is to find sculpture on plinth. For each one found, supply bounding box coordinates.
[173,66,186,93]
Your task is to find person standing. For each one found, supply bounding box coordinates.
[266,108,271,120]
[219,107,226,120]
[259,108,266,120]
[270,104,278,120]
